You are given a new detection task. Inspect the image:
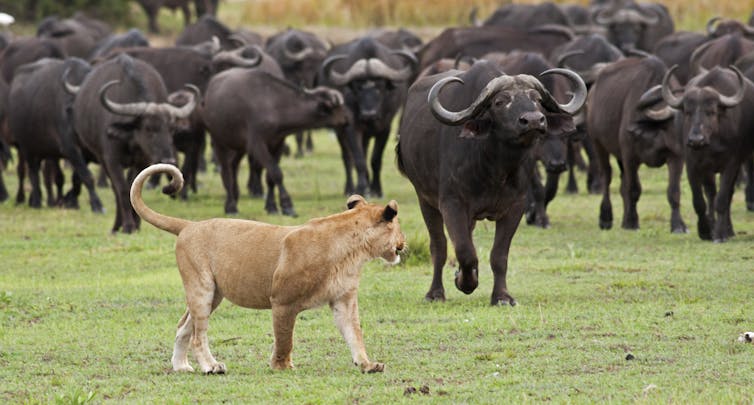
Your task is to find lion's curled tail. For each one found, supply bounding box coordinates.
[130,164,192,235]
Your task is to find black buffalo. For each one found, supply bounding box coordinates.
[8,57,103,212]
[36,14,110,58]
[396,61,586,305]
[202,69,348,216]
[321,36,417,197]
[593,1,674,53]
[587,56,687,233]
[480,3,571,29]
[660,66,754,241]
[72,54,198,233]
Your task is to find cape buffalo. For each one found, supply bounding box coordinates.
[587,56,687,233]
[593,1,674,53]
[396,61,586,305]
[8,57,103,212]
[321,36,417,197]
[659,66,754,241]
[202,69,348,216]
[72,54,198,233]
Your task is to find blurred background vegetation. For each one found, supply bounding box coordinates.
[0,0,753,34]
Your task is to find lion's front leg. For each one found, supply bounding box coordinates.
[331,291,384,373]
[270,304,298,370]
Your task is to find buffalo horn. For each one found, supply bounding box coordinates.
[212,45,263,68]
[717,66,746,107]
[283,34,315,61]
[706,16,721,36]
[539,68,587,114]
[660,65,683,109]
[62,67,80,95]
[428,75,514,125]
[637,85,675,121]
[100,81,199,118]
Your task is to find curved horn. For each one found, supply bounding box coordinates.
[660,65,683,109]
[718,66,746,107]
[364,58,414,82]
[321,54,349,85]
[528,24,575,41]
[282,33,314,61]
[427,75,515,125]
[303,86,344,106]
[99,80,149,116]
[594,7,614,25]
[624,48,652,58]
[706,16,721,35]
[163,84,200,119]
[212,45,262,68]
[539,68,587,114]
[62,67,80,95]
[556,50,585,68]
[227,33,248,48]
[637,84,675,121]
[629,7,659,25]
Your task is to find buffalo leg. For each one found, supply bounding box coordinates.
[565,140,580,194]
[246,155,264,198]
[713,162,740,242]
[583,137,601,194]
[107,163,137,233]
[666,156,687,233]
[0,170,7,202]
[368,129,390,198]
[744,156,754,211]
[418,198,448,302]
[440,200,478,295]
[338,125,369,196]
[15,154,26,205]
[43,159,64,207]
[249,138,296,217]
[595,142,613,229]
[214,143,242,215]
[335,127,355,195]
[26,155,43,209]
[688,166,712,240]
[619,158,641,230]
[65,171,82,209]
[525,165,549,228]
[490,200,525,306]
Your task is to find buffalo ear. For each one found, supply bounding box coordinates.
[382,200,398,222]
[106,119,140,141]
[459,119,491,139]
[346,194,366,209]
[544,112,576,137]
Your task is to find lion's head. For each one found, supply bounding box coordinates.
[346,195,405,265]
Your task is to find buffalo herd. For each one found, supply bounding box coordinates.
[2,1,754,304]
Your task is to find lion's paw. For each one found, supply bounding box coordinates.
[202,362,226,375]
[362,362,385,374]
[172,364,195,373]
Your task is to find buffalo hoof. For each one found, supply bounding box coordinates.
[454,268,478,295]
[282,207,298,217]
[491,294,517,307]
[748,201,754,212]
[621,222,639,230]
[599,219,612,230]
[424,289,446,302]
[671,223,688,234]
[91,202,105,214]
[225,207,239,216]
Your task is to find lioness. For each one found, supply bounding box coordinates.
[130,164,405,374]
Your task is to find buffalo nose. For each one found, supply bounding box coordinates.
[518,112,546,131]
[547,160,567,173]
[687,133,707,148]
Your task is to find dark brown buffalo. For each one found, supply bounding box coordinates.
[8,57,103,212]
[588,56,687,233]
[175,14,261,51]
[36,14,110,58]
[265,28,329,157]
[660,66,754,241]
[321,36,417,197]
[417,25,573,72]
[593,1,673,53]
[487,51,573,229]
[72,54,198,233]
[396,61,586,305]
[202,69,348,216]
[652,31,707,84]
[480,2,571,29]
[689,33,754,75]
[135,0,191,33]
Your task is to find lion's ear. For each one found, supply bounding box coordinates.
[346,194,366,209]
[382,200,398,222]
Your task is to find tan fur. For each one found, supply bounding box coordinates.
[130,164,406,374]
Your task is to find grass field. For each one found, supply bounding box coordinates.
[1,128,753,403]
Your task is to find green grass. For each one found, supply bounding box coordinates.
[1,130,754,403]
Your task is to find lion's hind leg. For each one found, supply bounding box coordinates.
[178,252,226,374]
[172,309,195,372]
[330,290,384,373]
